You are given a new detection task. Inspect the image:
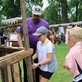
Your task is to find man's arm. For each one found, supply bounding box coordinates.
[17,33,23,47]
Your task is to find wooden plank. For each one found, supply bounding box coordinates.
[1,67,8,82]
[0,49,8,82]
[0,46,24,51]
[20,0,33,82]
[0,47,23,55]
[7,66,13,82]
[13,63,21,82]
[0,48,33,68]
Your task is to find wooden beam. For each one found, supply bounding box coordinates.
[0,48,33,68]
[0,46,24,50]
[20,0,33,82]
[13,63,21,82]
[7,66,13,82]
[0,46,24,54]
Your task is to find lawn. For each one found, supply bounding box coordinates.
[49,42,73,82]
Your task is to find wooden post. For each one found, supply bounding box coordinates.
[20,0,33,82]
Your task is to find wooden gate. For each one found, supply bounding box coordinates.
[0,46,33,82]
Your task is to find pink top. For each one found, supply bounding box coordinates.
[65,42,82,78]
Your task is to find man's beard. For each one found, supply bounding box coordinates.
[33,19,40,24]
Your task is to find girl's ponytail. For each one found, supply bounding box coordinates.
[47,30,54,43]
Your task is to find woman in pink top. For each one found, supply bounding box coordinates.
[63,26,82,82]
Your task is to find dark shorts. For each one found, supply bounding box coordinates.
[39,68,53,79]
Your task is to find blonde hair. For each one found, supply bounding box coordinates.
[47,30,54,43]
[69,26,82,39]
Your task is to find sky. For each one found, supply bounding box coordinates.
[42,0,49,10]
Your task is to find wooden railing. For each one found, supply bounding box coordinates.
[0,46,33,82]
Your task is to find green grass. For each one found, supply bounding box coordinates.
[49,42,73,82]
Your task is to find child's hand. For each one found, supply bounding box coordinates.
[32,63,39,69]
[63,63,69,70]
[63,63,66,68]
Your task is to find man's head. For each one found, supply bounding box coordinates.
[32,5,42,24]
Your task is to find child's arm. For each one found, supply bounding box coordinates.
[39,53,53,66]
[32,53,53,69]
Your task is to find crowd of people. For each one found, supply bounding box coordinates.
[50,28,65,45]
[0,5,82,82]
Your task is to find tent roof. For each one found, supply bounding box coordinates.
[50,21,82,27]
[2,17,22,25]
[2,17,82,28]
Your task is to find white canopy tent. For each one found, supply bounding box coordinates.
[2,17,82,27]
[50,21,82,35]
[50,21,82,27]
[2,17,22,25]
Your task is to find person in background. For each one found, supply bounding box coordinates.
[18,5,50,82]
[51,28,56,44]
[65,26,74,49]
[63,26,82,82]
[57,34,61,45]
[32,26,58,82]
[61,33,65,42]
[0,28,5,45]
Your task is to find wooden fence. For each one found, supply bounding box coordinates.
[0,46,33,82]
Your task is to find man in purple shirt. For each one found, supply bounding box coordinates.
[18,5,50,82]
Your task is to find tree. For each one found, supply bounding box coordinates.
[1,0,21,19]
[57,0,68,23]
[1,0,43,18]
[43,1,62,24]
[0,0,4,26]
[68,0,82,22]
[43,0,68,24]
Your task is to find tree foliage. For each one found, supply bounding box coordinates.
[43,0,68,24]
[43,1,62,24]
[68,0,82,22]
[1,0,21,19]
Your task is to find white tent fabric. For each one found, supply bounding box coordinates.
[2,17,22,24]
[50,21,82,27]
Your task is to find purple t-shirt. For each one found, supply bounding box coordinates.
[18,17,50,52]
